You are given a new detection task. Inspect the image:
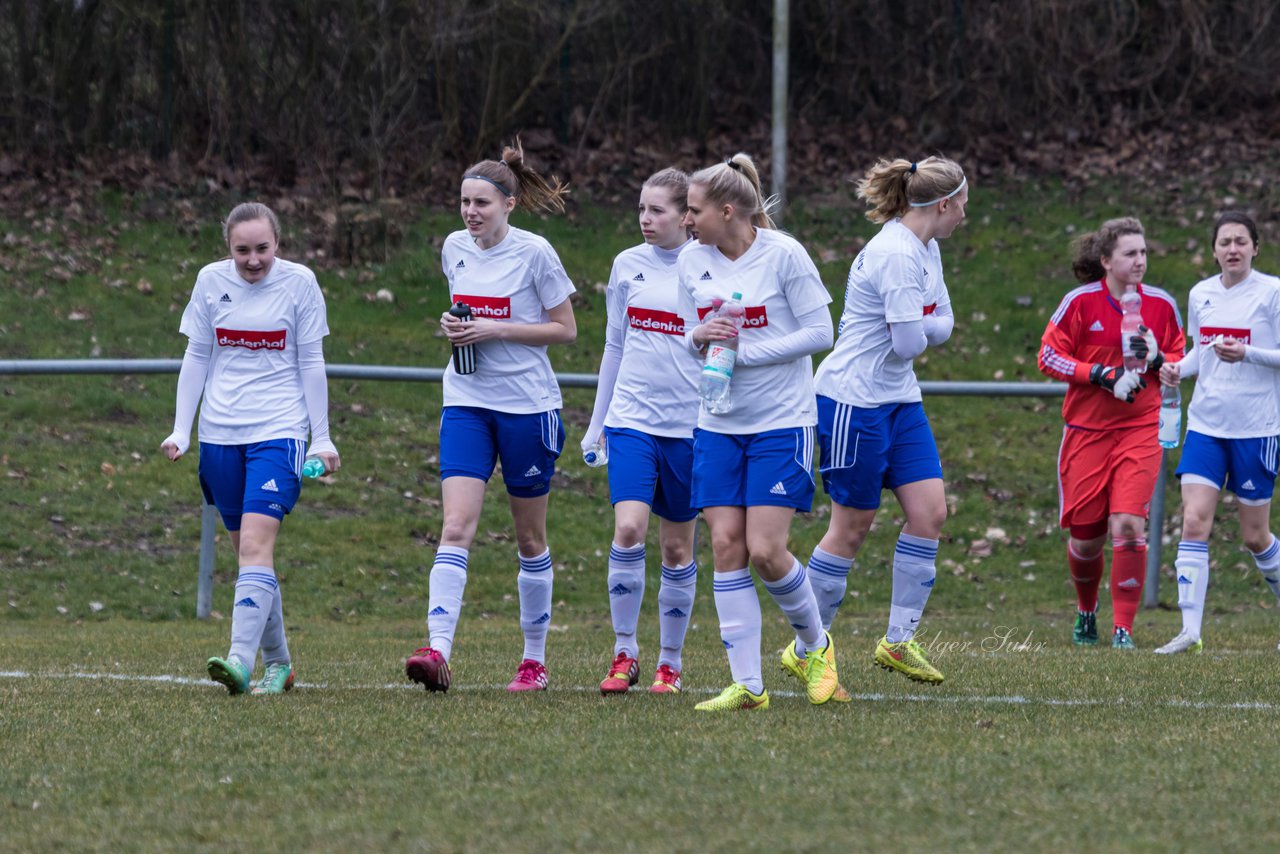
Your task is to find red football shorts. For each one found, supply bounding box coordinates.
[1057,422,1161,529]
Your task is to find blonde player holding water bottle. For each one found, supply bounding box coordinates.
[404,140,576,694]
[581,169,701,695]
[789,156,966,688]
[161,202,340,696]
[678,153,838,712]
[1156,212,1280,653]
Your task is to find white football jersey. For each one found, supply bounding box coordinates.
[603,242,700,438]
[179,257,329,445]
[814,219,951,406]
[1184,270,1280,438]
[676,228,832,434]
[440,227,576,413]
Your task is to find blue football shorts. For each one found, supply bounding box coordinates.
[691,425,816,511]
[1176,430,1279,505]
[439,406,565,498]
[817,396,943,510]
[604,426,697,522]
[198,438,306,531]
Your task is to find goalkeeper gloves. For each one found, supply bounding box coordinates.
[1090,363,1146,403]
[1130,325,1164,371]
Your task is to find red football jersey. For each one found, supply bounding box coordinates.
[1038,280,1185,430]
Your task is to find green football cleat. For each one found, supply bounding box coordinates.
[251,662,296,695]
[1111,627,1137,650]
[780,640,808,682]
[874,637,944,684]
[780,639,852,702]
[207,656,251,696]
[805,632,839,705]
[1073,611,1099,646]
[694,683,769,712]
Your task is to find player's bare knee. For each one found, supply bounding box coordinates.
[613,522,646,548]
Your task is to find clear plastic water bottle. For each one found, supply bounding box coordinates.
[699,292,745,415]
[1120,285,1145,373]
[302,458,326,479]
[583,441,607,467]
[449,302,476,375]
[1159,383,1181,449]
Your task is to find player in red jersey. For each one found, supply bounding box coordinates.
[1038,217,1185,648]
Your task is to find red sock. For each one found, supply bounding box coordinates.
[1110,538,1147,631]
[1068,543,1103,613]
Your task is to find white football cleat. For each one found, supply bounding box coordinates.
[1153,630,1203,655]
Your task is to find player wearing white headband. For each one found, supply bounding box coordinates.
[789,155,968,688]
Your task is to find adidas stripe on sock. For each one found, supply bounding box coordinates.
[427,546,469,662]
[657,560,697,670]
[518,549,554,664]
[712,568,763,695]
[1251,534,1280,600]
[229,566,278,668]
[607,542,646,658]
[887,534,937,643]
[763,558,823,652]
[1175,540,1210,638]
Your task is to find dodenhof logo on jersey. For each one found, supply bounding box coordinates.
[1199,326,1251,346]
[453,294,512,320]
[215,328,287,350]
[696,304,769,327]
[627,307,685,335]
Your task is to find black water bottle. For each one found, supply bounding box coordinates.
[449,301,476,374]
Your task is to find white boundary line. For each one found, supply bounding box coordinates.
[1,669,1274,710]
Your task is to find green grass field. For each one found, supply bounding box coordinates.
[4,174,1280,850]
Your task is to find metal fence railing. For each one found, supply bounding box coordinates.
[0,359,1172,617]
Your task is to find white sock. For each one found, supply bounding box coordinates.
[517,549,554,664]
[763,558,824,653]
[886,533,938,643]
[1175,540,1210,638]
[712,568,762,695]
[607,542,646,658]
[1251,535,1280,601]
[802,546,853,650]
[427,546,469,662]
[259,583,289,666]
[228,566,277,668]
[657,560,697,670]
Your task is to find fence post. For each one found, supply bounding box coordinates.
[197,502,217,618]
[1143,450,1169,608]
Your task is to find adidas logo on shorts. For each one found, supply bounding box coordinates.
[769,481,787,496]
[1089,320,1105,332]
[1242,479,1256,490]
[524,465,542,477]
[261,479,279,492]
